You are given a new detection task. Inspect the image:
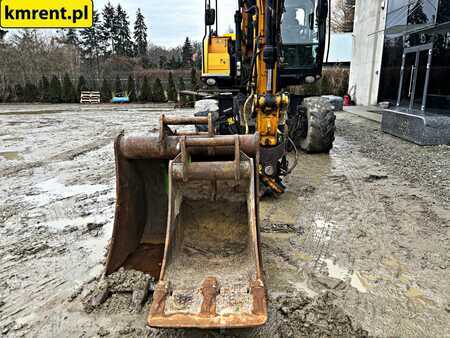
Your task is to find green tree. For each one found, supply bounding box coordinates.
[49,76,62,103]
[152,78,166,102]
[3,85,13,103]
[91,79,98,91]
[39,76,50,102]
[62,73,76,103]
[100,2,117,55]
[126,74,136,102]
[80,11,103,77]
[101,78,112,102]
[77,75,87,97]
[133,8,148,57]
[167,55,179,69]
[190,68,200,91]
[114,75,122,95]
[178,77,187,104]
[167,72,177,102]
[23,82,39,102]
[65,29,79,46]
[139,76,152,102]
[115,5,134,57]
[14,84,24,102]
[159,55,167,69]
[182,37,193,67]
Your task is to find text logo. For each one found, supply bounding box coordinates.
[0,0,93,28]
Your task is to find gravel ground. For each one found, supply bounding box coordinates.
[0,105,448,338]
[337,112,450,204]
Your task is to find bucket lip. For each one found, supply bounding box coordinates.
[148,313,268,329]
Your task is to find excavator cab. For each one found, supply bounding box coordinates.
[280,0,328,86]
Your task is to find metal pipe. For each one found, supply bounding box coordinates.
[172,161,251,181]
[163,115,209,125]
[119,134,259,159]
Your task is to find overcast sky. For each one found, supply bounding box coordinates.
[94,0,238,47]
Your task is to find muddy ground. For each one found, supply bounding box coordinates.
[0,104,449,337]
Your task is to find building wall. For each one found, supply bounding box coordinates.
[349,0,387,106]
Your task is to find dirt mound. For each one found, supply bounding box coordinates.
[81,268,155,315]
[270,291,368,337]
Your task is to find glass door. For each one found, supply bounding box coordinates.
[396,44,433,112]
[397,52,417,109]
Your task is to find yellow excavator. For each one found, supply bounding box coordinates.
[105,0,334,329]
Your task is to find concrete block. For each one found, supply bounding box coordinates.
[321,95,344,112]
[382,109,450,146]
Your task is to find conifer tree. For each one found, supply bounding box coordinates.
[91,79,98,91]
[167,55,178,69]
[126,74,136,102]
[178,77,187,104]
[49,76,62,103]
[167,72,177,102]
[14,84,24,102]
[101,78,112,102]
[182,37,193,67]
[65,29,79,46]
[114,75,122,94]
[80,11,103,76]
[190,68,200,91]
[115,5,134,57]
[39,76,50,102]
[24,82,39,102]
[62,73,76,103]
[100,2,117,55]
[134,9,148,57]
[152,78,166,102]
[4,85,13,103]
[139,76,152,102]
[77,75,87,97]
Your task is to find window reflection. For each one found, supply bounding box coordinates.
[427,31,450,110]
[437,0,450,24]
[281,0,317,44]
[407,0,438,26]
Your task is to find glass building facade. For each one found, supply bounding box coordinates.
[378,0,450,114]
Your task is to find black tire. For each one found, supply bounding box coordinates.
[297,97,336,153]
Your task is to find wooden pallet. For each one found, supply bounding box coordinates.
[80,91,101,104]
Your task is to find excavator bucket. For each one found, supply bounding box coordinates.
[105,115,267,329]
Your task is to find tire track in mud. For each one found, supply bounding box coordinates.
[321,129,449,337]
[0,136,117,177]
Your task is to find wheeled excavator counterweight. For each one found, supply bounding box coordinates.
[105,0,335,329]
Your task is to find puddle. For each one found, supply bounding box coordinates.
[0,151,22,160]
[323,259,368,293]
[26,177,108,206]
[314,217,341,242]
[0,110,66,116]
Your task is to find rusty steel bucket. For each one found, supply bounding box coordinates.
[105,115,267,328]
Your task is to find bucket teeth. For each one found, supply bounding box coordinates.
[200,277,219,317]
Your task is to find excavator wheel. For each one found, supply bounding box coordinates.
[293,97,336,153]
